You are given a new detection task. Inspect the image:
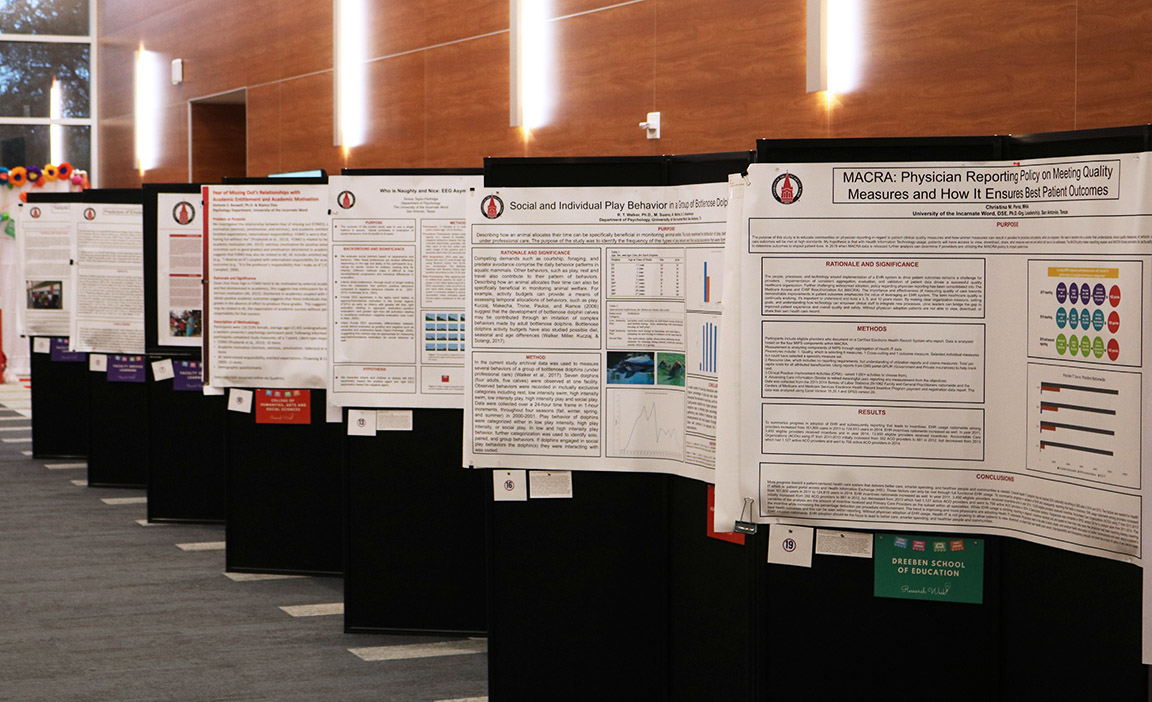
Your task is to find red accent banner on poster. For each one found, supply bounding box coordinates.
[255,389,311,424]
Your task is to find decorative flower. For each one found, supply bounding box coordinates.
[0,167,8,188]
[8,167,26,187]
[57,162,72,180]
[19,191,28,202]
[71,174,82,186]
[26,165,42,185]
[43,164,59,181]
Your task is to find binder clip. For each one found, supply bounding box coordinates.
[734,497,758,534]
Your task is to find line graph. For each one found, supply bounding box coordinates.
[607,388,684,460]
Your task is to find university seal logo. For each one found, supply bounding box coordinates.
[337,190,356,209]
[480,194,504,219]
[771,172,802,205]
[83,207,96,220]
[173,201,196,225]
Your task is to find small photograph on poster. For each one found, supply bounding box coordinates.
[169,309,202,338]
[656,352,685,386]
[26,280,63,309]
[606,351,655,385]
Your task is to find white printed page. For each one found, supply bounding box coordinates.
[715,156,1151,566]
[327,174,479,408]
[19,202,74,337]
[70,202,145,353]
[466,183,730,481]
[156,193,203,348]
[204,184,329,388]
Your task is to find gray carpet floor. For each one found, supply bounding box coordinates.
[0,394,487,702]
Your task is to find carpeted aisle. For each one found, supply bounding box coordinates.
[0,385,487,702]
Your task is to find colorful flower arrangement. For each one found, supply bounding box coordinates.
[0,162,88,237]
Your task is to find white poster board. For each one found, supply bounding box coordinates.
[18,201,75,338]
[70,201,145,353]
[716,156,1150,569]
[204,184,329,388]
[327,174,480,408]
[156,192,203,348]
[465,183,730,482]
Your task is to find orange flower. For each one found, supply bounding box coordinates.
[57,162,73,180]
[8,167,26,187]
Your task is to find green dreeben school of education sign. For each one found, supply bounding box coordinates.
[873,534,984,604]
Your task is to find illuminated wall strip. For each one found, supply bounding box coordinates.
[134,46,163,172]
[807,0,862,94]
[334,0,367,149]
[49,76,64,164]
[509,0,554,130]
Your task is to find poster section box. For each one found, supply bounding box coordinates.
[87,364,148,487]
[146,364,226,523]
[481,154,758,702]
[343,408,488,635]
[29,336,90,459]
[225,388,342,575]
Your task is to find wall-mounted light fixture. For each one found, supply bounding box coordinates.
[134,45,163,174]
[509,0,554,131]
[807,0,862,94]
[334,0,367,151]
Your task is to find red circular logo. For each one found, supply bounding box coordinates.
[1107,311,1120,334]
[1107,338,1120,361]
[1109,285,1121,307]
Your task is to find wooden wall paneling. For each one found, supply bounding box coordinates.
[277,72,343,174]
[830,0,1077,138]
[419,0,508,50]
[191,103,247,183]
[246,84,282,177]
[424,32,525,166]
[97,116,136,188]
[137,102,190,184]
[654,0,825,154]
[346,52,427,169]
[1076,0,1152,130]
[525,1,658,158]
[97,0,177,38]
[551,0,640,18]
[97,38,138,124]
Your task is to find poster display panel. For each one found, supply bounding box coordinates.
[203,184,328,389]
[156,193,203,347]
[327,174,480,408]
[70,201,145,353]
[18,201,74,337]
[715,155,1151,566]
[466,183,729,481]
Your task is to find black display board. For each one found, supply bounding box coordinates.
[483,153,757,702]
[224,388,343,575]
[24,192,89,459]
[139,184,225,521]
[79,189,148,488]
[27,336,89,458]
[343,408,488,634]
[335,168,490,635]
[210,175,342,574]
[753,132,1147,700]
[997,125,1148,700]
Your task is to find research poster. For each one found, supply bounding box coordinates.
[70,202,145,353]
[715,156,1150,569]
[18,201,74,337]
[156,193,203,347]
[326,174,479,408]
[466,183,729,481]
[204,184,328,388]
